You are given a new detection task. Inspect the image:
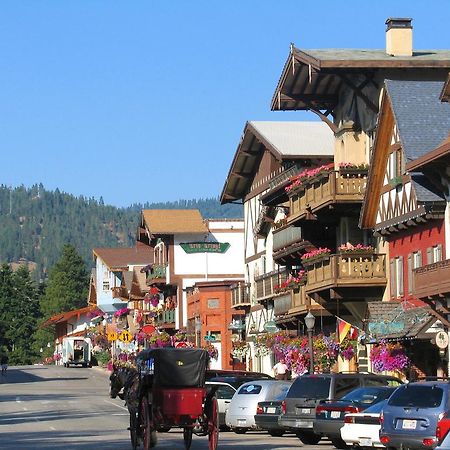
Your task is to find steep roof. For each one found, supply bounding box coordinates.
[386,80,450,162]
[411,173,446,203]
[93,247,153,269]
[141,209,208,234]
[220,121,333,204]
[41,305,96,328]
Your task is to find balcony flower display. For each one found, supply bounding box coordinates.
[203,343,219,360]
[274,270,307,293]
[370,341,410,373]
[113,307,129,318]
[301,247,331,264]
[285,163,334,193]
[338,243,374,254]
[231,340,250,359]
[339,162,369,171]
[147,331,171,348]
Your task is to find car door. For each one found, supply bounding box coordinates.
[216,384,236,425]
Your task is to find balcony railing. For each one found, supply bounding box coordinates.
[146,264,168,283]
[111,286,128,299]
[288,170,367,222]
[413,259,450,299]
[273,285,321,316]
[154,309,176,326]
[231,282,251,308]
[305,253,386,293]
[255,268,290,301]
[273,226,303,252]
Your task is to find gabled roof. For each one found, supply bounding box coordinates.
[141,209,208,234]
[385,80,450,162]
[220,121,333,204]
[41,305,96,328]
[411,173,446,203]
[93,247,153,270]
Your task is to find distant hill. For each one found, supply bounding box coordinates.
[0,184,243,280]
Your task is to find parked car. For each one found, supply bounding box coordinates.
[340,399,388,448]
[380,381,450,450]
[279,372,402,445]
[206,369,273,389]
[206,381,237,430]
[226,380,292,434]
[254,382,293,437]
[314,386,397,448]
[435,416,450,450]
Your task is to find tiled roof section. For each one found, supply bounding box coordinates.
[386,80,450,162]
[93,247,153,269]
[133,267,149,292]
[142,209,208,234]
[41,305,96,328]
[366,301,434,340]
[123,271,134,289]
[248,121,334,157]
[411,173,446,202]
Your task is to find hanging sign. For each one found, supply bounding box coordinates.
[263,321,279,333]
[180,242,230,254]
[107,331,118,342]
[119,330,133,344]
[435,331,449,349]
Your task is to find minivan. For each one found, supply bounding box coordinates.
[279,373,402,444]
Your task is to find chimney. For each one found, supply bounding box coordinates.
[385,18,413,57]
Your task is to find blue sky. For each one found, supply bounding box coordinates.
[1,1,449,207]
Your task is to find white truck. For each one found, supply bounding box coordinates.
[62,337,92,367]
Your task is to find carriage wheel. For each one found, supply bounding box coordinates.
[208,397,219,450]
[183,427,193,450]
[129,410,139,450]
[140,397,157,449]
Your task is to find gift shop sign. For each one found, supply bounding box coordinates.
[180,242,230,254]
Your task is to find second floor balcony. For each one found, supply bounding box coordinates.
[154,309,176,328]
[231,282,251,308]
[413,259,450,300]
[146,264,168,284]
[288,170,367,224]
[255,268,289,302]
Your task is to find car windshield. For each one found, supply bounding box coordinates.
[364,399,388,414]
[341,387,393,405]
[270,384,292,401]
[238,384,262,395]
[287,376,331,399]
[388,385,444,408]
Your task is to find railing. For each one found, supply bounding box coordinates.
[146,264,168,283]
[305,253,386,293]
[230,282,251,308]
[288,170,367,222]
[413,259,450,299]
[273,226,303,252]
[273,285,320,316]
[154,309,176,325]
[111,286,128,299]
[255,268,290,301]
[268,165,300,190]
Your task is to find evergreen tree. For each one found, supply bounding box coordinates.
[40,244,89,317]
[0,264,14,352]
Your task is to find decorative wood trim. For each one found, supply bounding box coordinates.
[245,250,266,264]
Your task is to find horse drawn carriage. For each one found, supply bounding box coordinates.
[110,347,219,450]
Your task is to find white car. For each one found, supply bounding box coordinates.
[206,381,237,429]
[340,400,387,448]
[225,380,292,434]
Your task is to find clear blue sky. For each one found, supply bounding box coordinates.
[1,1,449,207]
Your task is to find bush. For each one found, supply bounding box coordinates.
[94,350,111,367]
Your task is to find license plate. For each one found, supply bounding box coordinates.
[331,411,341,419]
[360,438,372,446]
[266,407,276,414]
[402,419,417,430]
[237,419,246,425]
[301,408,311,414]
[296,420,312,428]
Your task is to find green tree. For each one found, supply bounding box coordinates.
[40,244,89,317]
[0,264,14,351]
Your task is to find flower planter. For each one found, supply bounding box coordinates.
[339,168,369,176]
[302,254,331,266]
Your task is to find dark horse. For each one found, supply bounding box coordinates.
[109,365,140,410]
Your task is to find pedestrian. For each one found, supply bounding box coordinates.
[1,353,8,376]
[273,358,288,380]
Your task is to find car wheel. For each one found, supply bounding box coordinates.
[296,431,321,445]
[268,430,284,437]
[234,428,248,434]
[157,426,171,433]
[331,438,349,449]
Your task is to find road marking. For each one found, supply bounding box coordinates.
[103,399,128,411]
[15,397,21,403]
[111,413,128,416]
[22,407,28,411]
[49,426,56,431]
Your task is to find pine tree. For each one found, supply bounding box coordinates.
[0,264,14,352]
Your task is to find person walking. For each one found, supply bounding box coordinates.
[1,353,8,376]
[273,358,289,380]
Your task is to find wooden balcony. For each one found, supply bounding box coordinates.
[154,309,176,328]
[305,253,386,295]
[413,259,450,300]
[273,226,303,252]
[288,170,367,223]
[146,264,168,284]
[111,286,128,300]
[255,268,289,302]
[230,282,251,308]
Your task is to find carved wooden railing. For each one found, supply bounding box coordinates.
[272,226,303,252]
[255,268,290,301]
[154,309,176,325]
[288,170,367,222]
[230,282,251,308]
[413,259,450,299]
[305,253,386,293]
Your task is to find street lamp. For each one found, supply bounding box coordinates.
[304,311,316,374]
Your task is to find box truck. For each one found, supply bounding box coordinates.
[62,337,92,367]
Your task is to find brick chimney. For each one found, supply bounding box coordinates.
[386,18,413,57]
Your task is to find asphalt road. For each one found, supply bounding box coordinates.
[0,365,335,450]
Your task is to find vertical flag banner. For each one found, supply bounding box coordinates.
[337,318,352,343]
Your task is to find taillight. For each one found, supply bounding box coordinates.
[344,406,360,414]
[281,400,286,415]
[379,411,384,425]
[256,405,263,415]
[316,405,325,415]
[380,436,390,445]
[422,438,436,447]
[436,415,450,443]
[344,415,355,424]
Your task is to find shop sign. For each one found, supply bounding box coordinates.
[119,330,133,344]
[180,242,230,254]
[367,321,404,336]
[107,331,118,342]
[435,331,449,349]
[204,334,216,342]
[263,321,279,333]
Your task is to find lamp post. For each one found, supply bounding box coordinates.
[304,311,316,374]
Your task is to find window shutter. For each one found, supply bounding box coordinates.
[436,244,443,262]
[398,256,404,297]
[427,247,433,264]
[407,254,413,294]
[390,259,396,298]
[417,250,422,267]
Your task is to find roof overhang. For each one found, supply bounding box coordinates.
[41,306,96,328]
[407,136,450,172]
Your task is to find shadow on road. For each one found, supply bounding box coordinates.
[0,368,88,384]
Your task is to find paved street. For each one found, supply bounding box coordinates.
[0,365,335,449]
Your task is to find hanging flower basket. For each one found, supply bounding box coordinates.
[231,341,249,359]
[285,163,334,193]
[203,343,219,360]
[275,270,307,293]
[370,341,410,373]
[301,248,332,265]
[339,162,369,176]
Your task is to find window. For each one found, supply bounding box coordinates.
[216,385,235,400]
[408,251,422,294]
[207,298,220,309]
[388,385,443,408]
[390,257,404,298]
[238,384,262,395]
[103,281,110,291]
[287,377,331,399]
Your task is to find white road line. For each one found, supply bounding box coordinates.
[49,426,56,431]
[103,399,128,411]
[15,397,21,403]
[22,407,28,411]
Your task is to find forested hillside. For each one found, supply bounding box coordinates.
[0,184,243,280]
